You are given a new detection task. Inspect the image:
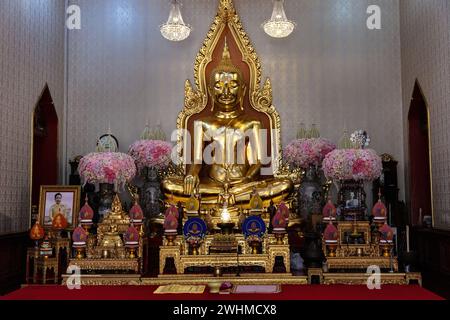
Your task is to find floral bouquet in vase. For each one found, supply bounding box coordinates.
[322,130,382,220]
[284,138,336,170]
[128,126,173,220]
[128,140,173,172]
[78,152,137,191]
[283,137,336,225]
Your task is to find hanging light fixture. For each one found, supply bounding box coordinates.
[262,0,296,38]
[160,0,191,42]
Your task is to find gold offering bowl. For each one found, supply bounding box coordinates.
[208,281,222,293]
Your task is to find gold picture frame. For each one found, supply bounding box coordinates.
[38,185,81,229]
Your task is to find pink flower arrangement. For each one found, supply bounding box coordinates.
[78,152,137,189]
[283,138,336,169]
[128,140,173,171]
[322,149,382,181]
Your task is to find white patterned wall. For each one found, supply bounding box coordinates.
[0,0,66,234]
[400,0,450,230]
[66,0,404,202]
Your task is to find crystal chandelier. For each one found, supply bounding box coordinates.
[262,0,296,38]
[160,0,191,42]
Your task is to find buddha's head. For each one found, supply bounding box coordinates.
[209,39,246,113]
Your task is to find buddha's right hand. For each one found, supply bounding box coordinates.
[184,175,199,195]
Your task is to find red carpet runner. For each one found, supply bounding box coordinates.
[1,285,443,300]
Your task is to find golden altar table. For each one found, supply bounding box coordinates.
[159,234,290,275]
[323,221,399,271]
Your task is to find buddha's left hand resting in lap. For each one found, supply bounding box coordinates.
[163,41,292,207]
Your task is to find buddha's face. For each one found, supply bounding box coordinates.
[212,71,243,111]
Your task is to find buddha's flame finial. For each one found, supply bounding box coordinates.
[210,36,243,86]
[223,37,231,61]
[112,195,122,212]
[216,36,236,71]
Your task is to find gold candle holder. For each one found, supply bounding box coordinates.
[248,238,261,254]
[75,247,85,259]
[326,243,338,257]
[128,247,136,259]
[380,242,393,257]
[189,241,200,255]
[274,232,285,245]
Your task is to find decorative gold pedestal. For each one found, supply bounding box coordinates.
[26,247,40,284]
[33,257,58,284]
[307,268,324,284]
[68,258,140,273]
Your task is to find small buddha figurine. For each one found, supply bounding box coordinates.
[185,193,200,216]
[249,187,263,213]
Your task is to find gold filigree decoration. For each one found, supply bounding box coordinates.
[184,80,206,111]
[251,78,273,110]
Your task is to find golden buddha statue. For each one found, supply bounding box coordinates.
[185,192,200,213]
[96,195,130,256]
[249,187,263,210]
[100,223,124,249]
[163,41,293,208]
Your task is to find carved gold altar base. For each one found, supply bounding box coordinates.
[62,274,142,286]
[326,256,398,271]
[160,234,289,274]
[322,272,422,286]
[60,272,421,286]
[67,258,140,273]
[160,252,290,275]
[63,274,307,286]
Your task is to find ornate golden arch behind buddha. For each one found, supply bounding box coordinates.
[178,0,281,172]
[164,0,292,208]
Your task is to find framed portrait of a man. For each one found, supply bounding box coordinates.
[38,186,81,229]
